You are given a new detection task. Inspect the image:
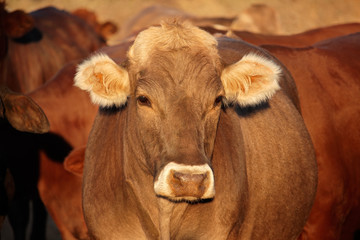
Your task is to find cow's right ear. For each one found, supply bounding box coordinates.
[74,54,130,107]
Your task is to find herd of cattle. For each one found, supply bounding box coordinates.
[0,2,360,240]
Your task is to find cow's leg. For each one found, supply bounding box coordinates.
[30,189,47,240]
[8,197,29,240]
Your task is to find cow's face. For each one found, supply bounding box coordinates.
[75,21,281,202]
[128,49,224,202]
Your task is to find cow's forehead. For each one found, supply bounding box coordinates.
[134,50,223,99]
[128,21,220,67]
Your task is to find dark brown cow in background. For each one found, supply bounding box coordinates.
[29,63,98,239]
[0,3,105,239]
[1,62,98,239]
[0,3,105,93]
[0,86,49,232]
[74,21,317,239]
[258,33,360,240]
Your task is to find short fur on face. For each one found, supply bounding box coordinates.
[127,20,221,69]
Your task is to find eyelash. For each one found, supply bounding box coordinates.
[214,96,223,107]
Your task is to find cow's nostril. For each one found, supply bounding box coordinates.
[170,171,208,198]
[173,171,207,185]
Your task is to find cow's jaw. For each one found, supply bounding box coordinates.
[154,162,215,202]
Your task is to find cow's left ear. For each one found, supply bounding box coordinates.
[221,53,281,107]
[74,54,130,107]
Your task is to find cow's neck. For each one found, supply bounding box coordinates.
[157,198,174,240]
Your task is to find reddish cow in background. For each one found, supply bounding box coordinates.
[259,33,360,240]
[201,22,360,48]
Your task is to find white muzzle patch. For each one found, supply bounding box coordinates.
[154,162,215,202]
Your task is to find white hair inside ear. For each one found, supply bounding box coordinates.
[221,53,281,107]
[74,53,130,107]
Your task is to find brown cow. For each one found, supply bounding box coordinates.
[72,8,118,41]
[259,33,360,240]
[1,4,105,239]
[24,62,98,239]
[230,3,281,34]
[201,22,360,48]
[1,62,99,239]
[0,4,105,93]
[74,21,317,239]
[0,86,49,238]
[112,4,235,44]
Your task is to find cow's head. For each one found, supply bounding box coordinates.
[75,21,281,202]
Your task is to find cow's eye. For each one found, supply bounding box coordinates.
[137,95,151,107]
[214,95,223,107]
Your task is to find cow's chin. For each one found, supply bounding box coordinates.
[154,162,215,203]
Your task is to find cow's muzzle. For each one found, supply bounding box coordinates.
[154,162,215,202]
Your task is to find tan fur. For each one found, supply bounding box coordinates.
[128,20,220,68]
[74,53,130,107]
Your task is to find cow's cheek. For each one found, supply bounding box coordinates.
[135,108,164,169]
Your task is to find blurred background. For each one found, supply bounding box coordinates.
[2,0,360,239]
[6,0,360,41]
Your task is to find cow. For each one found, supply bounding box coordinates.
[1,4,105,239]
[72,8,118,41]
[0,86,49,238]
[200,22,360,48]
[230,3,281,34]
[18,62,98,239]
[0,3,105,93]
[111,4,235,44]
[258,33,360,240]
[74,20,317,239]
